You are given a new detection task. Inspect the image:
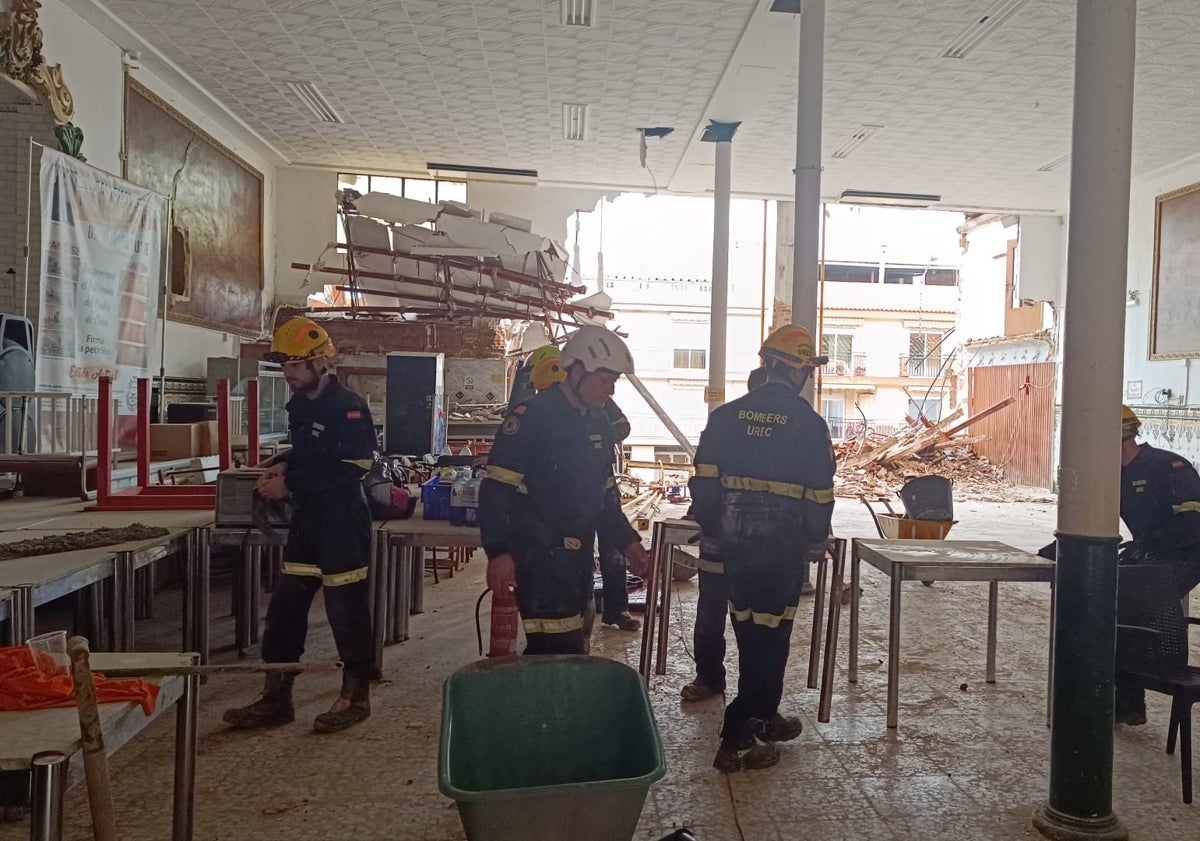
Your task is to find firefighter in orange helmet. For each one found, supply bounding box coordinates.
[224,316,378,733]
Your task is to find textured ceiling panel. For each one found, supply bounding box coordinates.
[90,0,1200,212]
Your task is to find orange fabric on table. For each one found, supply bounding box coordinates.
[0,647,159,716]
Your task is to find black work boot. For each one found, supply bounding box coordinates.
[313,672,371,733]
[222,672,295,728]
[603,611,641,631]
[680,679,723,703]
[764,712,803,742]
[713,719,780,773]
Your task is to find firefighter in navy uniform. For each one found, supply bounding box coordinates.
[690,325,835,772]
[223,316,378,734]
[480,327,649,655]
[1115,405,1200,724]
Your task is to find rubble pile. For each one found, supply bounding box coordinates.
[833,397,1055,503]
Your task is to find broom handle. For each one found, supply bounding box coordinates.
[67,636,121,841]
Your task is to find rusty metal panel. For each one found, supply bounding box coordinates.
[968,362,1056,489]
[123,77,264,336]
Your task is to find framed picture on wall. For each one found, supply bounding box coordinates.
[123,76,265,337]
[1150,180,1200,359]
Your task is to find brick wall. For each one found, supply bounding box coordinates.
[0,102,56,323]
[238,308,507,361]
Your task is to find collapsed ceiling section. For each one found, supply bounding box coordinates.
[296,190,612,336]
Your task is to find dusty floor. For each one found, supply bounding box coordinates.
[3,498,1198,841]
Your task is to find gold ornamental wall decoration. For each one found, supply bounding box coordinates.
[0,0,83,158]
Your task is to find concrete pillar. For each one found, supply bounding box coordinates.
[1033,3,1136,840]
[774,200,795,328]
[702,120,740,413]
[790,0,825,403]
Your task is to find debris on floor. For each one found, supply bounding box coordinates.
[0,525,171,561]
[834,397,1054,503]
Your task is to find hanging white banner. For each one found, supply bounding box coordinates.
[36,149,165,422]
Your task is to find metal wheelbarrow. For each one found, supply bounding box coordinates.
[861,495,958,586]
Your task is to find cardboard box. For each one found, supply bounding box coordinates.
[196,421,220,457]
[150,423,201,461]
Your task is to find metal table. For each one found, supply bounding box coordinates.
[0,651,199,841]
[637,518,848,720]
[0,510,213,659]
[848,538,1057,729]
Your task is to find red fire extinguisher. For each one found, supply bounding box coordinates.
[478,585,519,657]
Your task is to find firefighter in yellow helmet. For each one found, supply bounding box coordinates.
[689,324,835,771]
[1114,403,1200,725]
[224,316,378,733]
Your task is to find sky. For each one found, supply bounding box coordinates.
[564,194,967,302]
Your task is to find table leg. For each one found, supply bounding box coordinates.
[818,543,846,723]
[198,530,211,665]
[249,548,262,646]
[372,540,389,674]
[13,585,33,644]
[390,547,403,643]
[986,580,999,684]
[85,584,103,650]
[886,567,902,729]
[638,522,665,680]
[29,750,67,841]
[849,543,861,684]
[182,531,196,653]
[808,551,829,689]
[396,546,412,642]
[114,552,136,652]
[410,547,425,615]
[235,546,252,655]
[385,549,399,644]
[171,665,199,841]
[654,533,675,677]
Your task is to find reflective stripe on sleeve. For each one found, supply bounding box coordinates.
[522,615,584,635]
[694,463,719,479]
[1172,501,1200,514]
[485,465,527,492]
[698,558,725,574]
[342,459,373,470]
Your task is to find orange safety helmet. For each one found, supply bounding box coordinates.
[525,344,567,391]
[759,324,828,370]
[265,316,336,364]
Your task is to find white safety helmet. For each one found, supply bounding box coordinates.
[558,326,635,377]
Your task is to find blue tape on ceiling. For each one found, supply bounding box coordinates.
[640,127,674,138]
[701,120,742,143]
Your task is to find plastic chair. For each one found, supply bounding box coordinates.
[1115,564,1200,803]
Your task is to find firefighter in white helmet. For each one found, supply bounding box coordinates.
[479,326,649,654]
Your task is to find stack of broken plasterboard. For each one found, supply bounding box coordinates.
[305,191,607,326]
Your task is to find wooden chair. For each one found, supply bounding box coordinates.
[1115,563,1200,803]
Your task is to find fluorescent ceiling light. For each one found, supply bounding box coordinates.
[286,81,343,124]
[768,0,803,13]
[427,163,538,185]
[1037,152,1071,172]
[941,0,1032,59]
[830,125,883,160]
[562,103,589,141]
[562,0,594,26]
[839,190,941,208]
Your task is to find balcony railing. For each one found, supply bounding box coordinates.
[823,353,867,377]
[899,355,941,378]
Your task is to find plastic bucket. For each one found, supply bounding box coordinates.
[439,655,666,841]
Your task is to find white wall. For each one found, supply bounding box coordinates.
[957,220,1012,344]
[1123,156,1200,408]
[28,2,280,378]
[275,168,338,305]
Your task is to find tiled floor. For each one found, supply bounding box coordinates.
[3,499,1197,840]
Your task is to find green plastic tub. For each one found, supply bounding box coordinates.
[439,655,667,841]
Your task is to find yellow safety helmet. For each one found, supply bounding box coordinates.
[526,345,567,391]
[1122,405,1141,438]
[759,324,829,370]
[265,316,335,364]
